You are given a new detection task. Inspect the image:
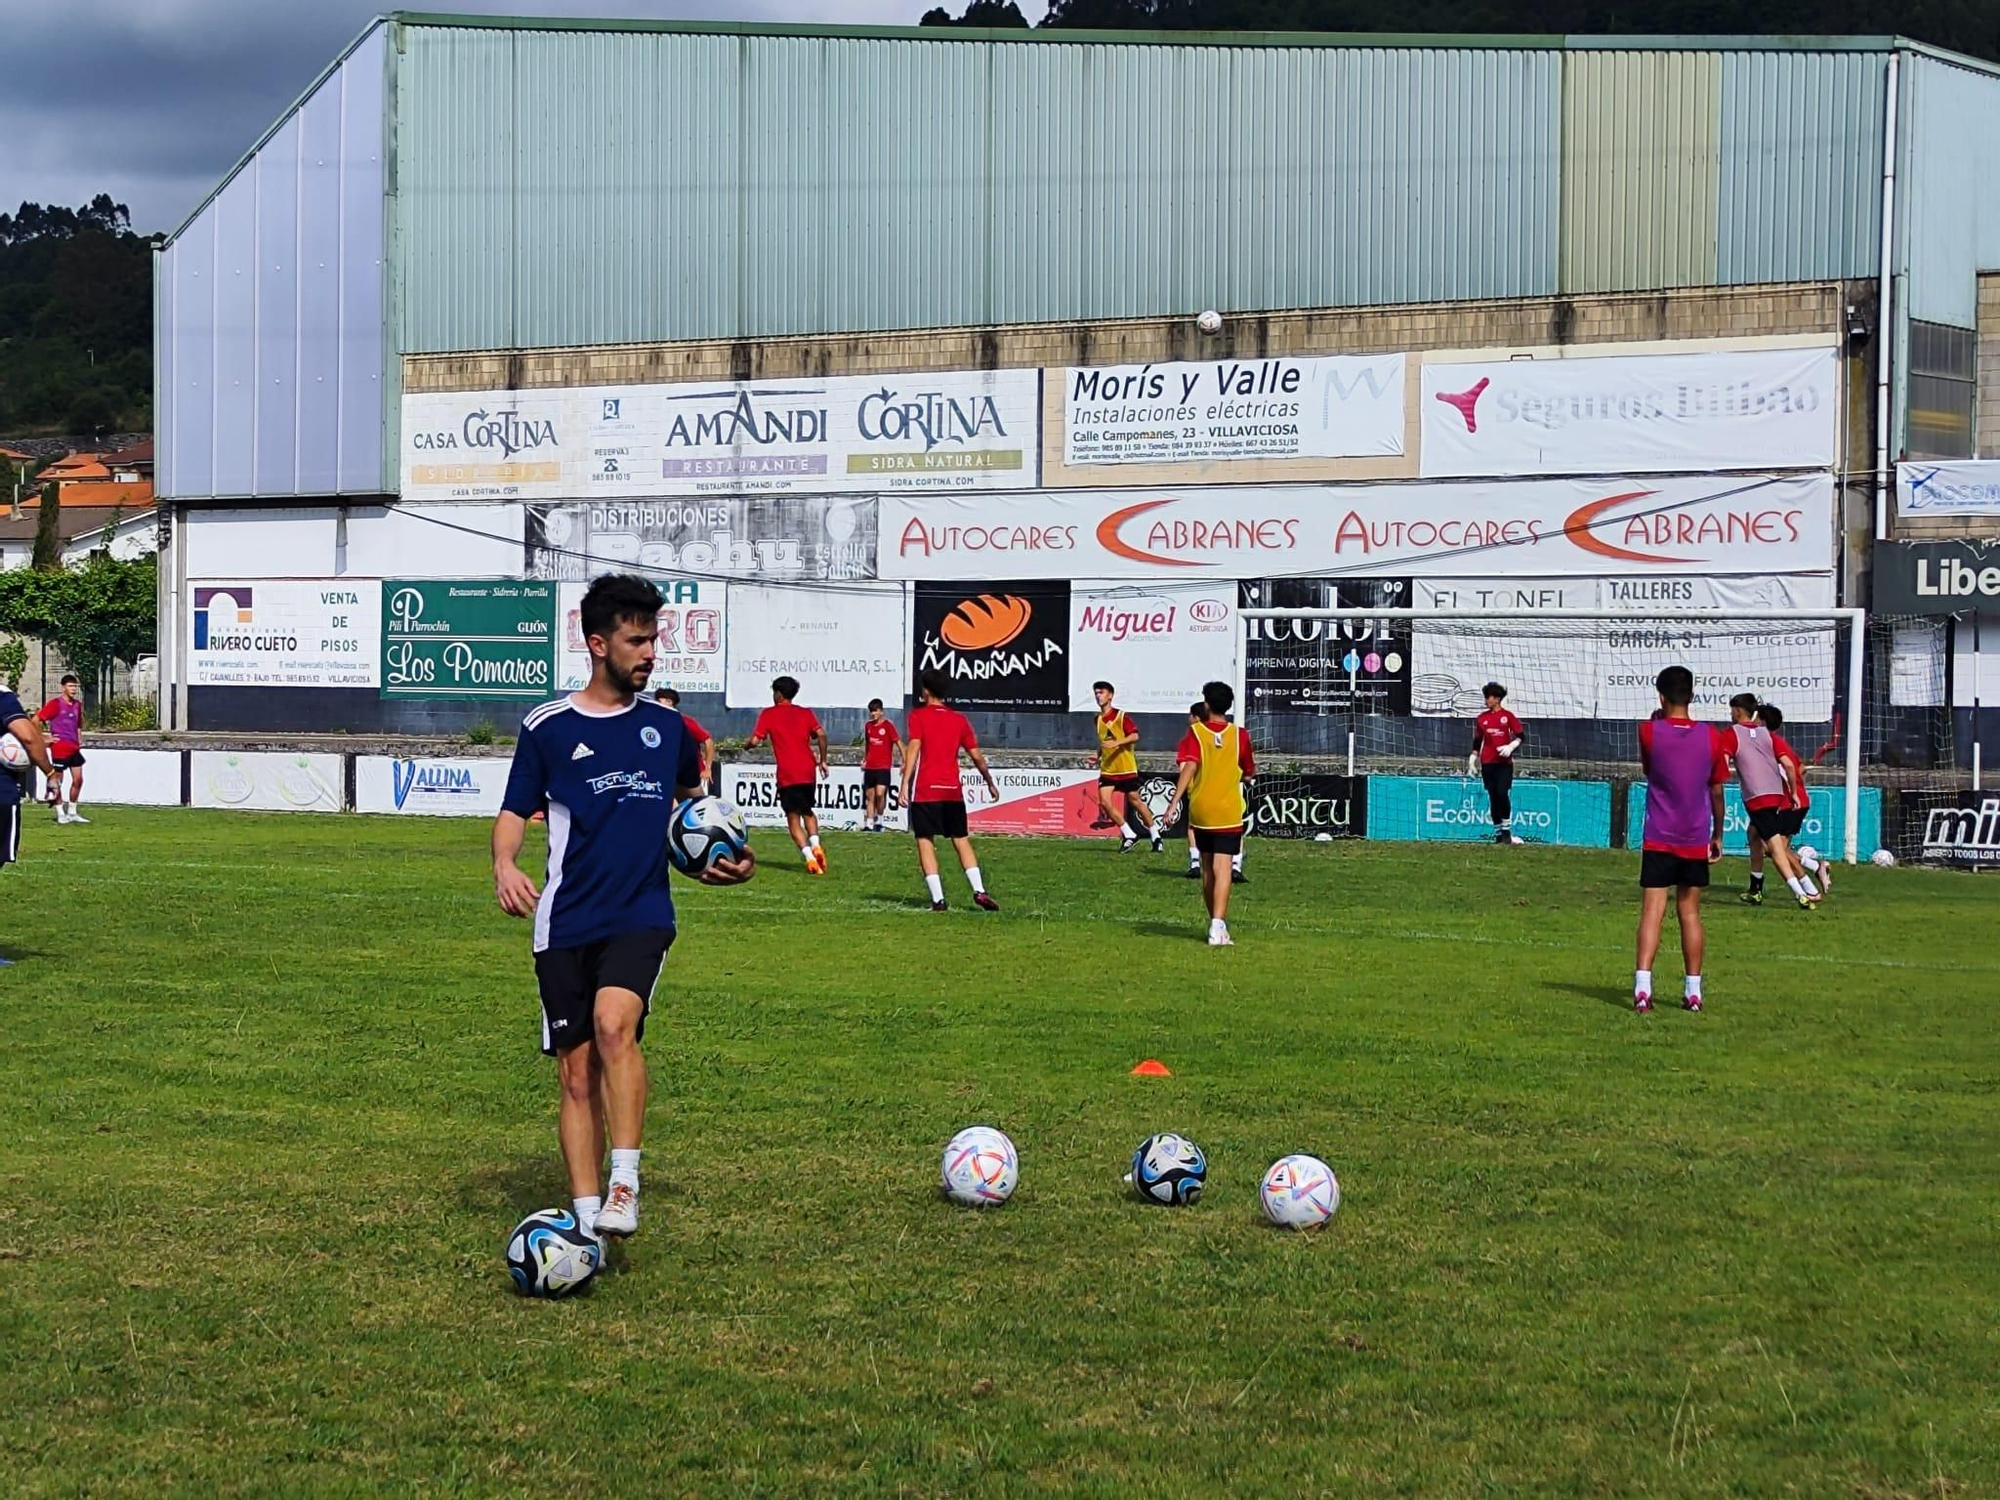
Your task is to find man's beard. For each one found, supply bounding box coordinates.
[605,658,651,696]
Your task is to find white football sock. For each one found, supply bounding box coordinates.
[924,873,944,903]
[1232,853,1244,872]
[1685,975,1703,1000]
[1798,850,1822,872]
[609,1148,641,1192]
[1787,876,1810,897]
[808,833,821,849]
[965,865,985,895]
[573,1195,602,1234]
[1635,969,1653,995]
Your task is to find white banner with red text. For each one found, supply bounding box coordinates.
[878,474,1834,581]
[1065,581,1240,712]
[1419,343,1839,478]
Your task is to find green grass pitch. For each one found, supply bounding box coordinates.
[3,810,1996,1496]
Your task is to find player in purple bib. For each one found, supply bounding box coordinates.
[1634,665,1731,1014]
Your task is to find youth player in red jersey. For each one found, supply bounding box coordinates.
[1749,703,1830,900]
[748,675,830,874]
[900,668,1000,913]
[1467,681,1525,845]
[861,698,902,832]
[653,687,713,791]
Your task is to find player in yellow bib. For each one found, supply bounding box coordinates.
[1087,681,1163,853]
[1164,681,1256,947]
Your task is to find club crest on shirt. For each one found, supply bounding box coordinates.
[640,725,661,748]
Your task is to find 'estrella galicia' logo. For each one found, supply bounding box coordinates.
[640,726,661,748]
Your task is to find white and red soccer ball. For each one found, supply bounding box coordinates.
[941,1126,1018,1207]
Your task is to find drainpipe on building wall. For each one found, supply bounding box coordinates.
[1874,48,1901,544]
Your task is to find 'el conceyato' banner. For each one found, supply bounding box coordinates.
[878,475,1834,581]
[1419,343,1839,478]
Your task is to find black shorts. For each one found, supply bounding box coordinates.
[1746,805,1788,842]
[51,749,85,769]
[778,782,816,816]
[1640,849,1711,889]
[0,803,18,866]
[1099,773,1141,793]
[909,799,969,840]
[532,927,673,1056]
[862,768,892,790]
[1193,827,1244,857]
[1777,808,1807,839]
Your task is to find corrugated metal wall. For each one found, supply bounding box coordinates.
[157,23,388,500]
[1902,53,2000,330]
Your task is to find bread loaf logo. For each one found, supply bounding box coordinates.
[940,594,1032,651]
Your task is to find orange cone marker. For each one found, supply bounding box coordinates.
[1130,1059,1172,1077]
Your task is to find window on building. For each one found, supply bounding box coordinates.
[1907,319,1975,459]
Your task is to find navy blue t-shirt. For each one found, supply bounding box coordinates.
[0,690,27,806]
[502,695,702,953]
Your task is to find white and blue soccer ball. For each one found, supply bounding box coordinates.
[941,1126,1018,1207]
[1871,848,1897,868]
[1129,1133,1207,1206]
[505,1207,602,1298]
[1260,1154,1340,1230]
[667,795,749,876]
[0,733,28,774]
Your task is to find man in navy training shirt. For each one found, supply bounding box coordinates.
[492,574,754,1240]
[0,688,57,965]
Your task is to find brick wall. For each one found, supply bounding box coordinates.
[1979,274,2000,461]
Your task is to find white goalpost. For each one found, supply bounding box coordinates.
[1235,606,1868,864]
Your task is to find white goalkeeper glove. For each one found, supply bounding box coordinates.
[1465,753,1479,777]
[1498,739,1520,759]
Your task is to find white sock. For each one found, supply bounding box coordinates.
[1232,853,1243,872]
[1210,916,1227,935]
[1188,850,1200,869]
[924,872,944,903]
[1685,975,1703,1000]
[965,865,985,895]
[573,1194,602,1234]
[1635,968,1653,996]
[1799,851,1821,872]
[808,833,821,849]
[1787,876,1811,897]
[609,1148,640,1193]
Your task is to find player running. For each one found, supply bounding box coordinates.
[1727,693,1816,909]
[900,668,1000,913]
[1634,666,1730,1013]
[492,574,754,1240]
[1760,704,1832,900]
[1089,681,1163,853]
[652,687,713,792]
[861,698,902,832]
[36,674,88,824]
[1468,681,1525,845]
[1181,700,1246,883]
[748,675,830,873]
[1165,681,1255,948]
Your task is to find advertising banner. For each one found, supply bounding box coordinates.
[1896,460,2000,518]
[557,578,723,693]
[402,370,1040,502]
[1871,540,2000,616]
[1247,773,1367,840]
[355,756,512,817]
[1062,581,1236,714]
[912,582,1071,713]
[1241,577,1411,715]
[722,764,1102,835]
[380,580,556,701]
[1628,783,1883,860]
[1419,344,1839,478]
[1368,775,1613,847]
[526,497,876,582]
[725,582,907,710]
[878,475,1834,581]
[189,751,344,812]
[1408,573,1838,720]
[1063,354,1404,467]
[188,580,382,688]
[42,748,181,807]
[1903,789,2000,868]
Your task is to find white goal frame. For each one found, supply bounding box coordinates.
[1236,607,1867,864]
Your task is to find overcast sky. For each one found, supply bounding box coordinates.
[3,0,1050,235]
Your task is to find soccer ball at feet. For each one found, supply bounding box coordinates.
[1796,844,1818,864]
[1130,1133,1207,1205]
[667,795,750,875]
[1260,1154,1340,1230]
[506,1208,602,1298]
[1871,848,1897,868]
[941,1126,1018,1207]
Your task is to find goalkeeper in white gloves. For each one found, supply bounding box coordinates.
[1470,681,1526,845]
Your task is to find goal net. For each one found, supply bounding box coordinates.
[1234,606,1957,865]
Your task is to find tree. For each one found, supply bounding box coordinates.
[921,1,1031,24]
[0,554,157,701]
[31,482,60,572]
[0,197,152,436]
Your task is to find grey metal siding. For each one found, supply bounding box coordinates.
[1903,53,2000,329]
[156,22,389,500]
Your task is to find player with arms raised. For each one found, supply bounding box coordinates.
[1468,681,1525,845]
[1166,681,1255,948]
[901,668,1000,913]
[492,574,754,1240]
[1634,665,1730,1013]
